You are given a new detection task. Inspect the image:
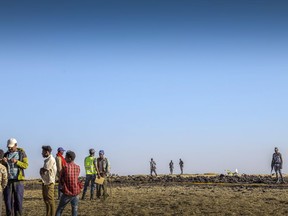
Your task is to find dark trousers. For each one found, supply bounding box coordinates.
[55,194,79,216]
[96,178,107,198]
[58,183,63,199]
[4,180,24,216]
[83,174,96,195]
[150,169,157,176]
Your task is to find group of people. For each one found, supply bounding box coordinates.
[169,159,184,175]
[40,146,110,216]
[150,147,287,183]
[0,137,285,215]
[150,158,184,176]
[0,137,110,216]
[40,145,83,216]
[81,148,110,201]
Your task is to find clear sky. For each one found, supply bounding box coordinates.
[1,1,288,178]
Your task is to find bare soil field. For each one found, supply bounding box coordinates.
[10,175,288,215]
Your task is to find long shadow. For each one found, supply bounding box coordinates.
[24,197,42,201]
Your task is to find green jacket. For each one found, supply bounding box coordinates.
[4,148,28,181]
[84,156,97,175]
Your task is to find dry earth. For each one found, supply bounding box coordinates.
[6,175,288,215]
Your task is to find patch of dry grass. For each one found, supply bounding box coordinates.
[8,180,288,215]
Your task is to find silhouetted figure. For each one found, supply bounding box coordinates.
[169,160,174,175]
[179,159,184,175]
[271,147,285,183]
[150,158,157,176]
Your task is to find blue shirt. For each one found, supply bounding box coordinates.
[7,152,20,179]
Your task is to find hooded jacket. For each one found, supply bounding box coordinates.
[4,148,28,181]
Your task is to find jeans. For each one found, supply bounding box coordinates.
[82,174,96,197]
[42,183,55,216]
[4,180,24,216]
[57,182,63,199]
[55,194,79,216]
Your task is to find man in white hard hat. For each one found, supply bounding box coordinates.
[2,138,28,216]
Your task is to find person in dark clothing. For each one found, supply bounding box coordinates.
[150,158,157,176]
[271,147,285,183]
[169,160,174,175]
[179,159,184,175]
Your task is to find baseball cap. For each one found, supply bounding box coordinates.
[57,147,65,152]
[7,138,17,148]
[99,150,104,155]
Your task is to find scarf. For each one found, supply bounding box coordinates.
[57,152,67,167]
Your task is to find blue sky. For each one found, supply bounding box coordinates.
[1,1,288,178]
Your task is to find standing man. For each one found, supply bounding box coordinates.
[95,150,110,199]
[3,138,28,216]
[40,145,57,216]
[56,150,82,216]
[179,159,184,175]
[55,147,66,200]
[81,149,97,200]
[169,160,174,175]
[0,149,8,216]
[271,147,285,183]
[150,158,157,176]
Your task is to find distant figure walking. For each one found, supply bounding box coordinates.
[271,147,285,183]
[179,159,184,175]
[169,160,174,175]
[150,158,157,176]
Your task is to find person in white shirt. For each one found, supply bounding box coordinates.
[40,145,57,216]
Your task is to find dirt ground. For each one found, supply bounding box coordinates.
[5,177,288,215]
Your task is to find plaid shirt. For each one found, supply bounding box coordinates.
[60,161,82,196]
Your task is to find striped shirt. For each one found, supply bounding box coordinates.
[60,161,82,196]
